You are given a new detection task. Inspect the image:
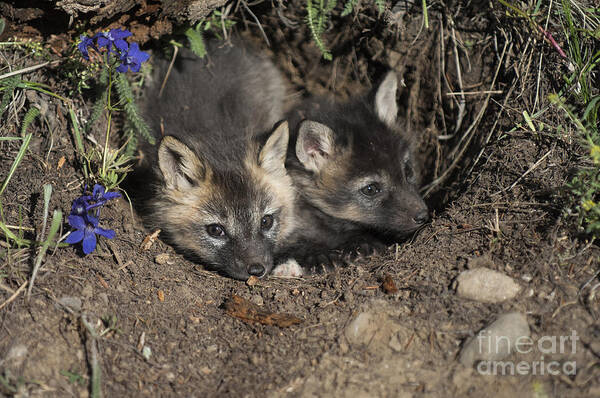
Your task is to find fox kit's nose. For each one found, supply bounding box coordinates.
[413,210,429,225]
[247,263,266,277]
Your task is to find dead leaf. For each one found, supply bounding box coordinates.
[224,294,303,328]
[246,276,259,286]
[57,156,66,169]
[97,274,109,289]
[382,274,399,294]
[140,229,161,251]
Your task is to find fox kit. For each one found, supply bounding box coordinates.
[274,71,428,275]
[142,44,295,280]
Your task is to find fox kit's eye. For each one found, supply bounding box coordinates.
[206,224,226,237]
[261,215,274,231]
[360,183,382,197]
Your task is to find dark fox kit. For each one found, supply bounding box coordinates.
[274,71,429,274]
[141,44,295,280]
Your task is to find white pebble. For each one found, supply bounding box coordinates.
[456,268,521,303]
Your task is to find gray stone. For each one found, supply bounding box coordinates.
[57,296,82,312]
[456,267,521,303]
[459,312,530,367]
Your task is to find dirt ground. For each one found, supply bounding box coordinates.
[1,1,600,397]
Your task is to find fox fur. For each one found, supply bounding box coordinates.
[140,43,295,280]
[274,71,428,274]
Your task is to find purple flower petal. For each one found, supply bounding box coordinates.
[92,184,105,198]
[68,215,86,229]
[116,63,129,73]
[95,226,116,239]
[102,191,121,200]
[86,214,99,228]
[77,35,95,60]
[116,42,149,73]
[114,39,129,53]
[96,34,110,50]
[129,43,150,63]
[65,229,84,244]
[109,28,132,40]
[82,227,97,254]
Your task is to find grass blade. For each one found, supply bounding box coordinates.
[28,209,62,299]
[0,132,32,196]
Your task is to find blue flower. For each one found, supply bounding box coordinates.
[77,35,96,60]
[71,196,91,216]
[95,28,131,54]
[91,184,121,203]
[116,43,150,73]
[65,214,115,254]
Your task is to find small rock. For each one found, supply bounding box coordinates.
[142,346,152,360]
[459,312,530,367]
[456,267,521,303]
[344,310,396,352]
[246,276,259,286]
[250,355,261,366]
[250,295,264,306]
[521,274,533,283]
[98,292,109,307]
[165,372,176,382]
[154,253,170,265]
[206,344,218,354]
[57,296,82,312]
[339,341,349,354]
[388,333,403,352]
[5,344,28,368]
[345,312,375,346]
[81,283,93,299]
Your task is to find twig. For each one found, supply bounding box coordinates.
[422,40,508,196]
[241,0,270,47]
[450,24,466,136]
[492,146,554,196]
[0,280,28,311]
[445,90,503,96]
[0,60,60,80]
[159,45,178,98]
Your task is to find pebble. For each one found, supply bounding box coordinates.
[5,344,28,368]
[456,267,521,303]
[250,295,264,306]
[57,296,82,312]
[521,274,533,283]
[459,312,530,367]
[154,253,171,265]
[98,292,109,307]
[345,312,375,346]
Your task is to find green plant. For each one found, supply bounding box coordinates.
[305,1,429,60]
[552,1,600,237]
[75,29,153,190]
[306,0,337,60]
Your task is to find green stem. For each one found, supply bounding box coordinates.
[101,67,114,178]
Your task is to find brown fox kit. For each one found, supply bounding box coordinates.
[274,71,428,275]
[142,44,295,280]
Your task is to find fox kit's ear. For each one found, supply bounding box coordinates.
[259,121,289,176]
[158,136,208,190]
[375,71,399,128]
[296,120,335,173]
